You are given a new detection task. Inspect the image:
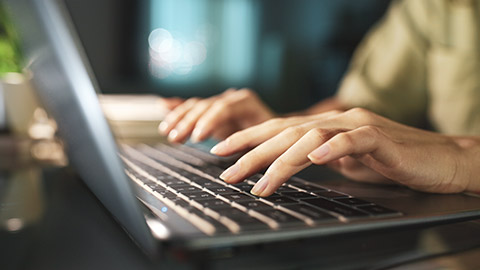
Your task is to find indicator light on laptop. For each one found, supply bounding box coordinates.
[161,206,168,213]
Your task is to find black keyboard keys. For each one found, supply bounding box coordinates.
[196,199,231,210]
[282,191,317,200]
[253,209,304,225]
[182,192,215,200]
[357,204,400,216]
[215,208,269,230]
[221,193,256,202]
[303,198,368,218]
[235,200,271,210]
[208,186,238,194]
[334,197,372,206]
[281,204,336,222]
[313,190,349,199]
[261,195,297,205]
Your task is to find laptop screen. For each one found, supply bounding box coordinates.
[5,0,157,254]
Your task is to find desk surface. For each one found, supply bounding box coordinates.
[1,137,480,270]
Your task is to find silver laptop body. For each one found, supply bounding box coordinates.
[6,0,480,257]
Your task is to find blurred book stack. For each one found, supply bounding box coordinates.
[99,94,168,140]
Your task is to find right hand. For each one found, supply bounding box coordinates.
[158,88,275,143]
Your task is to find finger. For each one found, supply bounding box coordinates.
[219,125,312,184]
[191,90,254,141]
[189,101,236,142]
[158,98,199,138]
[307,125,384,165]
[251,127,340,197]
[221,87,237,95]
[170,99,214,143]
[327,157,393,184]
[164,89,236,141]
[157,97,184,110]
[211,115,324,156]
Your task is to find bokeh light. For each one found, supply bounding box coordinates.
[148,28,207,79]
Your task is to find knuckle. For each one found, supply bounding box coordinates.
[212,101,228,112]
[196,99,211,108]
[185,97,200,105]
[182,113,198,123]
[282,126,305,138]
[270,158,287,171]
[238,151,260,171]
[306,127,330,141]
[165,110,182,122]
[264,118,281,127]
[345,107,373,121]
[361,125,381,137]
[336,132,354,148]
[345,108,375,125]
[328,109,343,115]
[347,107,368,114]
[226,130,248,146]
[238,88,256,97]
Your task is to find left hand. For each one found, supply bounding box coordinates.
[211,108,478,196]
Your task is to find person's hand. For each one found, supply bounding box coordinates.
[158,89,275,143]
[211,108,479,196]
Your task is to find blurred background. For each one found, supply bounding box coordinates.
[64,0,390,114]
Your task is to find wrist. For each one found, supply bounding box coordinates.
[454,136,480,193]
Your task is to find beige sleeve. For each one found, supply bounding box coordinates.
[337,0,431,127]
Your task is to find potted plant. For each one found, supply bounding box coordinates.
[0,3,43,136]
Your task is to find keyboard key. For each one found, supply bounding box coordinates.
[282,192,317,200]
[334,197,372,206]
[252,209,304,225]
[189,176,213,184]
[276,185,300,193]
[165,179,190,187]
[281,204,336,222]
[208,186,238,194]
[303,198,368,218]
[170,198,192,209]
[201,182,226,189]
[262,196,297,205]
[220,193,256,202]
[235,200,271,210]
[314,190,349,199]
[175,186,203,193]
[188,209,231,234]
[196,199,231,209]
[155,190,178,199]
[231,183,254,192]
[357,204,400,216]
[290,183,327,192]
[215,209,269,230]
[147,183,164,191]
[247,174,263,182]
[183,192,215,200]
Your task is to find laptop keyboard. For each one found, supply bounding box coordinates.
[120,144,401,236]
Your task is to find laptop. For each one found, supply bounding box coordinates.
[6,0,480,259]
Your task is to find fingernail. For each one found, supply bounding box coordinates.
[210,141,226,154]
[159,121,169,134]
[219,164,240,181]
[251,176,269,196]
[191,128,203,143]
[168,129,179,141]
[308,144,330,161]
